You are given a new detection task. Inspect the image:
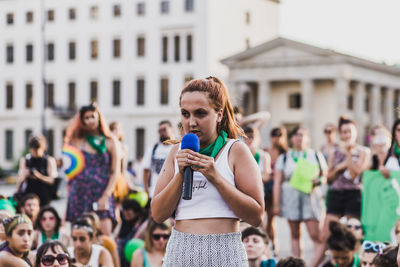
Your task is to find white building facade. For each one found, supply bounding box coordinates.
[0,0,279,168]
[222,37,400,149]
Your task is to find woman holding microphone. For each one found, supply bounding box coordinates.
[151,77,264,267]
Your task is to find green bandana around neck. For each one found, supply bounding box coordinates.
[254,150,260,164]
[394,142,400,157]
[292,149,306,163]
[86,134,107,154]
[199,131,228,158]
[41,231,59,243]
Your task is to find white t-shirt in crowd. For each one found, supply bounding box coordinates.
[142,142,173,197]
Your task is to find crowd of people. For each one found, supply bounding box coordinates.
[1,76,400,266]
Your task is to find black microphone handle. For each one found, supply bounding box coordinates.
[182,166,193,200]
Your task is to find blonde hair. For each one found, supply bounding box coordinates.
[144,218,171,253]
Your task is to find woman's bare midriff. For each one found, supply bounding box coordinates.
[174,218,240,234]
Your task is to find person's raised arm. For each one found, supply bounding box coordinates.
[33,156,58,184]
[239,111,270,130]
[151,145,185,223]
[187,142,264,226]
[347,146,370,178]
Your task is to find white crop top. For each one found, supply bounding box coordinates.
[68,244,103,267]
[175,139,239,220]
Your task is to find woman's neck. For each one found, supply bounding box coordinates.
[248,258,262,267]
[86,129,100,136]
[44,230,55,238]
[200,133,218,149]
[76,246,92,260]
[8,244,23,258]
[292,146,303,152]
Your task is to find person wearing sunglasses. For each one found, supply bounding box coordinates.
[35,240,71,267]
[0,214,34,267]
[32,206,69,250]
[68,218,113,267]
[131,218,171,267]
[360,240,386,267]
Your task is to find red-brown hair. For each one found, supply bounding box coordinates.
[179,77,244,139]
[64,103,112,144]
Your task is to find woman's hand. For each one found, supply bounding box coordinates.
[379,165,390,179]
[175,149,197,175]
[97,195,109,210]
[185,151,219,184]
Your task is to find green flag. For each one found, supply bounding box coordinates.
[361,170,400,242]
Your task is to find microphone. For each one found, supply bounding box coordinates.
[181,133,200,200]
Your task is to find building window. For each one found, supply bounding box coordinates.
[347,94,354,110]
[25,129,32,150]
[47,10,55,22]
[5,130,13,160]
[46,43,54,61]
[91,40,98,59]
[46,129,54,156]
[137,79,145,106]
[162,36,168,62]
[113,80,121,106]
[174,35,180,62]
[161,1,169,14]
[185,0,194,12]
[6,44,13,63]
[136,128,145,158]
[113,4,121,17]
[90,6,99,19]
[69,41,76,60]
[245,11,250,25]
[45,82,54,108]
[26,83,33,109]
[186,34,192,61]
[69,8,76,20]
[26,44,33,62]
[68,82,76,109]
[26,11,33,23]
[6,83,13,109]
[289,93,302,109]
[90,81,98,102]
[137,2,145,15]
[113,39,121,58]
[160,77,169,105]
[6,13,13,25]
[137,36,145,57]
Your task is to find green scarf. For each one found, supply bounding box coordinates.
[335,253,359,267]
[292,149,306,163]
[41,231,59,243]
[394,142,400,157]
[199,131,228,158]
[86,134,107,154]
[254,150,260,164]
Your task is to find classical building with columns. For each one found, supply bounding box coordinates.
[222,37,400,149]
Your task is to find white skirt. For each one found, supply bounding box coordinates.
[162,228,248,267]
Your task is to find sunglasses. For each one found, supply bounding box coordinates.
[362,241,386,254]
[324,129,333,134]
[41,217,55,222]
[41,254,69,266]
[153,234,170,241]
[346,224,362,230]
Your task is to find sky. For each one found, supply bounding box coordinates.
[279,0,400,65]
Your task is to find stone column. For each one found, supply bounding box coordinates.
[257,80,271,148]
[237,82,251,111]
[335,78,348,116]
[396,89,400,120]
[385,87,394,128]
[354,82,365,142]
[302,79,314,133]
[370,84,381,124]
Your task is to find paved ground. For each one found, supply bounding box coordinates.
[0,181,315,264]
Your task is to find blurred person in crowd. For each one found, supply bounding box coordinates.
[273,125,327,258]
[233,106,270,131]
[393,217,400,244]
[131,218,171,267]
[321,124,338,161]
[343,217,364,254]
[0,210,12,244]
[110,121,131,202]
[384,119,400,171]
[115,198,147,267]
[242,227,276,267]
[35,240,71,267]
[80,212,120,267]
[373,245,397,267]
[177,122,185,138]
[322,221,359,267]
[133,158,144,188]
[64,103,121,236]
[19,193,40,227]
[18,134,58,207]
[368,125,391,176]
[359,240,386,267]
[0,214,34,266]
[265,127,288,255]
[68,217,113,267]
[127,161,138,186]
[142,120,174,198]
[276,257,306,267]
[33,206,69,250]
[152,77,264,266]
[312,116,370,267]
